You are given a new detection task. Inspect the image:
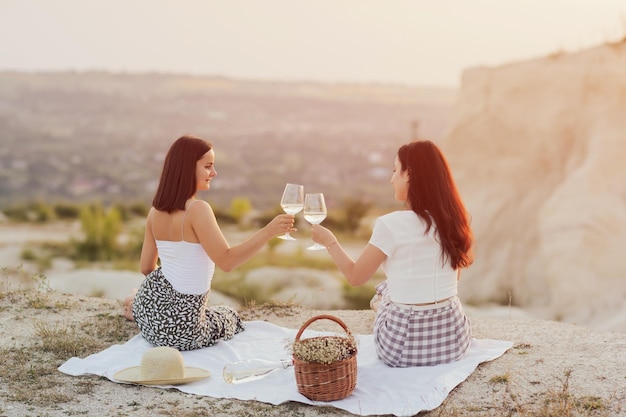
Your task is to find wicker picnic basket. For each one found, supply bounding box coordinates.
[292,314,357,402]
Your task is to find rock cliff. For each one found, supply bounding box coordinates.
[442,40,626,331]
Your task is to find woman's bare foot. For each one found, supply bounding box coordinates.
[122,289,137,321]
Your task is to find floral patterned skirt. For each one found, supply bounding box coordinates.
[132,268,244,351]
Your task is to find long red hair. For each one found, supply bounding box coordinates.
[397,140,473,269]
[152,135,212,213]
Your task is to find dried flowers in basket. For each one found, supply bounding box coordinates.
[287,314,358,402]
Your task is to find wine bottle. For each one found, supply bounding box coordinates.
[223,358,293,384]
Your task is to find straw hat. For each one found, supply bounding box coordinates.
[113,346,211,385]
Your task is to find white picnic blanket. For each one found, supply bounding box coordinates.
[59,320,512,416]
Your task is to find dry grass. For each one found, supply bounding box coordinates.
[0,289,138,409]
[0,273,622,416]
[440,368,609,417]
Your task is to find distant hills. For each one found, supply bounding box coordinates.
[0,71,456,211]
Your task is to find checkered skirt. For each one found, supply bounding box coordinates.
[373,282,472,367]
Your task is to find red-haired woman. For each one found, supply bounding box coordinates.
[125,135,296,351]
[311,140,473,367]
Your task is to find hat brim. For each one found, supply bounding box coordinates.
[113,366,211,385]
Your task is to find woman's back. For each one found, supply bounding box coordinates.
[151,203,200,243]
[151,202,215,294]
[370,210,457,304]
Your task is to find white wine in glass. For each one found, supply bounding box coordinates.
[278,183,304,240]
[303,193,327,250]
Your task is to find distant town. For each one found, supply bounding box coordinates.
[0,71,455,211]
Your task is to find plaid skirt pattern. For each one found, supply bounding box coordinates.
[373,282,472,367]
[132,268,244,351]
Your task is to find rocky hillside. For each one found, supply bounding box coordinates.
[442,40,626,332]
[0,290,624,416]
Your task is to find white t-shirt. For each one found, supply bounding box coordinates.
[369,210,458,304]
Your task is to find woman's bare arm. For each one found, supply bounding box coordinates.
[191,201,294,272]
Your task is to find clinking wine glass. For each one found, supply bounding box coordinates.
[278,183,304,240]
[303,193,327,250]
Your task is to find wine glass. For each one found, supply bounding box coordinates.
[278,183,304,240]
[303,193,327,250]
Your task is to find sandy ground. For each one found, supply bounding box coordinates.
[0,290,624,417]
[1,222,625,415]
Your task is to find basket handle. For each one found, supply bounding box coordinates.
[294,314,352,342]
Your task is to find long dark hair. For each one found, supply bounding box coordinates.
[397,140,473,269]
[152,135,212,213]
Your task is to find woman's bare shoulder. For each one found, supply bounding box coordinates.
[187,199,215,219]
[189,199,212,210]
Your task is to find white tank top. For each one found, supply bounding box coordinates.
[154,201,215,294]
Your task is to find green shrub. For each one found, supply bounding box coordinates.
[53,202,81,219]
[74,204,123,261]
[230,197,252,225]
[2,201,56,223]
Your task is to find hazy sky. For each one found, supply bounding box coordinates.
[1,0,624,87]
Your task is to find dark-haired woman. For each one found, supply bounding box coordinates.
[126,135,296,351]
[311,140,473,367]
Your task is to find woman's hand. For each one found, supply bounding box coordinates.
[311,224,337,248]
[312,223,385,286]
[266,213,296,238]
